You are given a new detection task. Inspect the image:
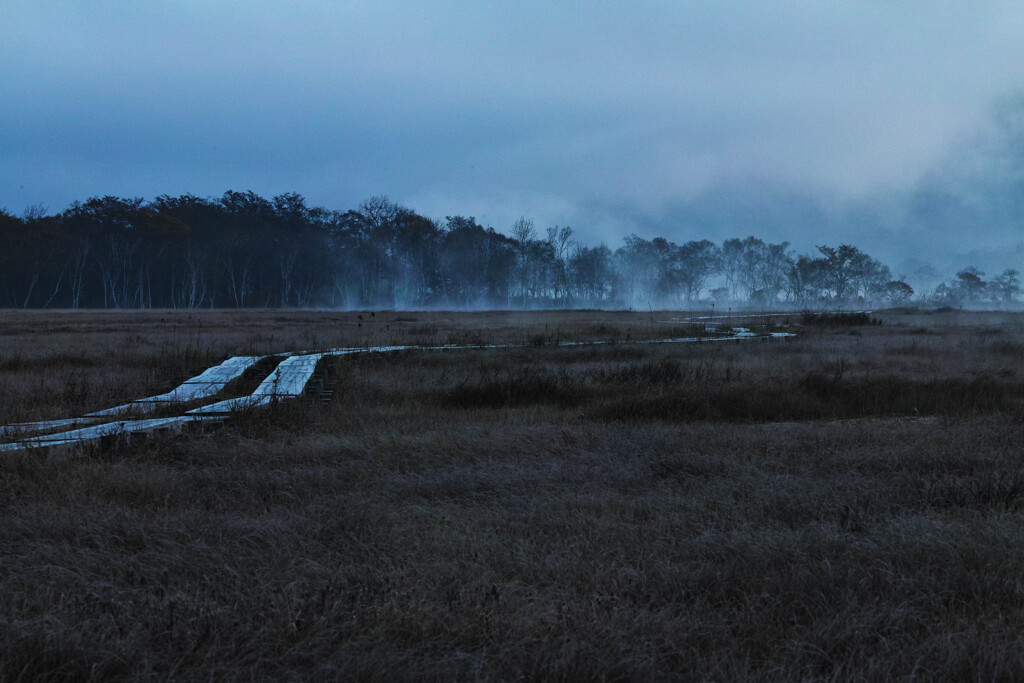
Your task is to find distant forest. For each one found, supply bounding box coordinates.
[1,192,1020,310]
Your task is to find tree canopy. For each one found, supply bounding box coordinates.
[0,193,1016,309]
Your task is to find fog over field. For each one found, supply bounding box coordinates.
[2,2,1022,274]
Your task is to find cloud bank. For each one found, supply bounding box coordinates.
[2,1,1022,271]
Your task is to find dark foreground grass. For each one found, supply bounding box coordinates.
[1,310,1023,680]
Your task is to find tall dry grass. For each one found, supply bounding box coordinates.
[0,309,1022,680]
[0,308,709,422]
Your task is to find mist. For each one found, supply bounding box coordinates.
[593,94,1024,278]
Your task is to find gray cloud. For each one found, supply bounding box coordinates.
[2,1,1023,270]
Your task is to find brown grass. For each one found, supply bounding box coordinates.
[0,309,1022,680]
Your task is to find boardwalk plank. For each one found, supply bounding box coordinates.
[88,356,262,416]
[0,416,225,453]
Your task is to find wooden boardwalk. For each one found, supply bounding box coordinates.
[88,356,262,416]
[188,353,325,415]
[0,416,222,453]
[0,329,796,454]
[1,417,104,439]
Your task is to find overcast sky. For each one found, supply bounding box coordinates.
[2,1,1023,269]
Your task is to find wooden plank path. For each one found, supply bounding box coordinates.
[0,416,223,453]
[188,353,325,415]
[1,417,104,439]
[1,330,796,454]
[88,356,262,416]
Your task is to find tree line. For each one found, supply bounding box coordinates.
[1,192,1019,309]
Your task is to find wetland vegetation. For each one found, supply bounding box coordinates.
[0,308,1022,680]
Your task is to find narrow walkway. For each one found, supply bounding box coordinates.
[0,416,222,453]
[189,353,326,415]
[1,328,796,453]
[88,356,262,416]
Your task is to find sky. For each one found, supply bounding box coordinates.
[2,1,1023,274]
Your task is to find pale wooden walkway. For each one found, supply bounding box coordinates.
[1,330,796,454]
[188,354,325,415]
[0,416,221,453]
[89,356,262,416]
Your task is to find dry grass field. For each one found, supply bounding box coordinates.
[1,308,1022,680]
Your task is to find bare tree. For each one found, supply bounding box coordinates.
[511,216,536,308]
[547,226,574,306]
